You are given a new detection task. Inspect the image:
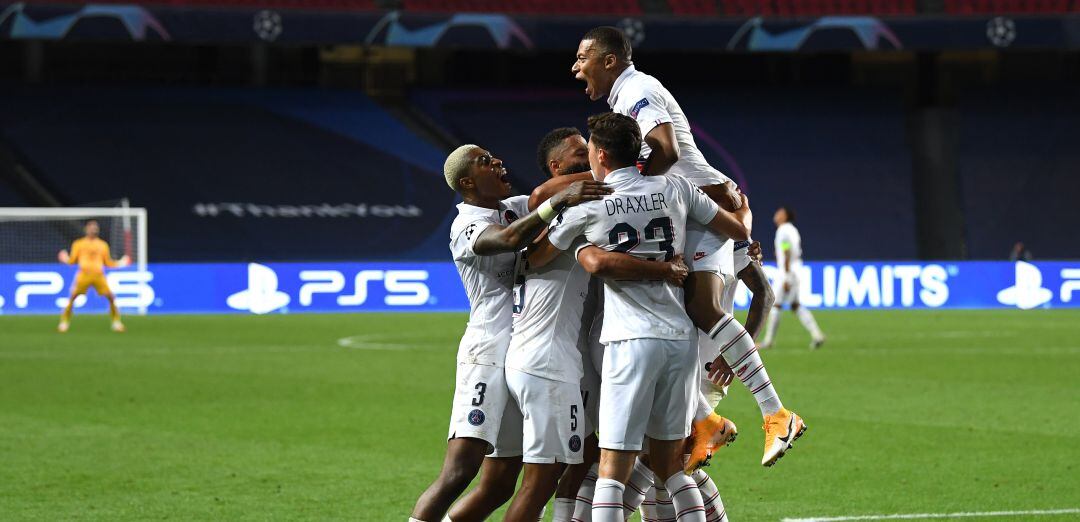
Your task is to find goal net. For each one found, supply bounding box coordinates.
[0,203,149,314]
[0,204,147,269]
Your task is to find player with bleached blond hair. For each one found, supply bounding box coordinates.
[410,144,612,522]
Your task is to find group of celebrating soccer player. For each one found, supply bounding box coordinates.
[410,27,820,522]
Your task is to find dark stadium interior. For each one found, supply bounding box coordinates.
[1,4,1079,262]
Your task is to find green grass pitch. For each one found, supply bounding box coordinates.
[1,310,1078,521]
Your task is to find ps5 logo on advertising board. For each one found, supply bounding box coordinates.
[3,271,155,310]
[226,263,431,314]
[996,261,1080,310]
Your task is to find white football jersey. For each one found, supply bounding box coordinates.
[505,241,591,385]
[608,65,732,188]
[774,222,803,275]
[547,167,720,343]
[449,195,531,366]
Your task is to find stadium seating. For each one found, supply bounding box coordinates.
[944,0,1078,14]
[402,0,643,15]
[0,86,453,261]
[413,85,918,260]
[75,0,379,11]
[956,86,1080,259]
[717,0,916,16]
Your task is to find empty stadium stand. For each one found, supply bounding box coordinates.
[956,86,1080,259]
[413,84,918,260]
[0,86,454,261]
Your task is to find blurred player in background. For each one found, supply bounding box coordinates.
[56,219,129,333]
[760,206,826,350]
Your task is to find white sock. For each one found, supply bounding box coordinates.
[440,517,452,522]
[664,472,706,522]
[796,306,823,340]
[762,306,781,345]
[691,469,727,522]
[408,518,425,522]
[538,504,547,521]
[592,478,626,522]
[707,313,783,416]
[641,486,658,522]
[760,309,777,345]
[553,497,576,522]
[694,390,713,422]
[654,484,675,522]
[623,459,655,519]
[572,464,599,522]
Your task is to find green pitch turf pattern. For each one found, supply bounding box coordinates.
[1,310,1078,521]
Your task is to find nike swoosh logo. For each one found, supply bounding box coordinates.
[777,416,796,444]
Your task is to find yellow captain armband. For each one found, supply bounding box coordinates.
[780,240,792,251]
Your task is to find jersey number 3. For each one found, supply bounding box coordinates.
[608,217,675,261]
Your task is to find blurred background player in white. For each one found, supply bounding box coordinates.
[760,206,825,350]
[531,113,752,522]
[572,26,804,469]
[56,219,130,333]
[410,145,611,522]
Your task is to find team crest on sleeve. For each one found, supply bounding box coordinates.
[630,98,650,117]
[504,210,519,223]
[465,223,477,241]
[468,409,486,426]
[569,435,582,452]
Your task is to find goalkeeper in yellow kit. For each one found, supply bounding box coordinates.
[56,219,130,333]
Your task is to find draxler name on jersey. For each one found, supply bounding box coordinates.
[605,192,668,216]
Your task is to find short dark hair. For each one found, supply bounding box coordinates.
[581,26,632,63]
[779,206,797,224]
[537,127,582,177]
[586,113,641,168]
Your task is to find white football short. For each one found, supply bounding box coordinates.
[447,362,519,455]
[504,369,585,464]
[774,274,802,306]
[733,239,753,274]
[684,222,735,277]
[598,338,698,451]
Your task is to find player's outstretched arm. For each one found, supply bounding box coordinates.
[578,248,688,286]
[473,180,611,256]
[528,172,594,211]
[640,123,680,176]
[706,193,752,241]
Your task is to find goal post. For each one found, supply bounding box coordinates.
[0,205,149,313]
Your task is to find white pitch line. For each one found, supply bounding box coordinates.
[782,508,1080,522]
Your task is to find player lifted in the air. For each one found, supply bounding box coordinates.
[56,219,130,333]
[572,26,804,469]
[530,113,752,522]
[760,206,826,350]
[409,145,611,522]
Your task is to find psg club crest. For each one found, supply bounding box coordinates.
[468,409,486,426]
[568,435,582,452]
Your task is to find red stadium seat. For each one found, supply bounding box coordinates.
[669,0,719,15]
